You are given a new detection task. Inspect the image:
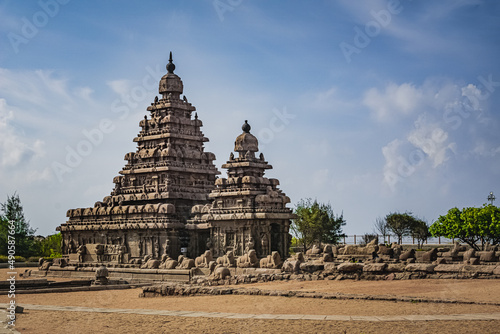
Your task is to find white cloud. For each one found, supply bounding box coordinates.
[107,80,133,97]
[473,141,500,157]
[74,86,94,101]
[0,98,45,167]
[407,114,456,168]
[381,139,407,190]
[363,82,423,121]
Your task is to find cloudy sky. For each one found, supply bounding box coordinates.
[1,0,499,237]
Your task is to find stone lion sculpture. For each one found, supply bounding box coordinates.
[463,248,476,263]
[398,248,415,261]
[259,251,282,269]
[421,248,438,263]
[176,255,195,269]
[140,255,161,269]
[209,261,231,280]
[38,258,52,271]
[236,249,259,268]
[159,254,178,269]
[282,252,304,273]
[195,250,213,268]
[306,245,321,255]
[216,250,236,267]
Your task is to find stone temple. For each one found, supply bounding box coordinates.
[58,53,294,265]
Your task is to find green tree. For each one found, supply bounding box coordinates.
[39,233,62,258]
[0,193,38,257]
[430,204,500,250]
[291,198,345,252]
[385,212,415,244]
[411,218,431,249]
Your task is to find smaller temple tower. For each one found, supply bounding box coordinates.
[188,121,294,259]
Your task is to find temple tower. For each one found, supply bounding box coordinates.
[58,53,219,261]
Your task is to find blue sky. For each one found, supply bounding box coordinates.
[1,0,499,237]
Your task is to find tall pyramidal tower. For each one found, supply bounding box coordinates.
[58,53,220,261]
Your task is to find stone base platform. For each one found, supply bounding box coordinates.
[28,266,191,283]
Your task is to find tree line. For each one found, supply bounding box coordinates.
[0,193,61,260]
[292,198,500,251]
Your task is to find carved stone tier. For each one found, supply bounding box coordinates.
[188,121,294,259]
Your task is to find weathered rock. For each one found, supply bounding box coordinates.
[493,266,500,275]
[362,263,387,272]
[478,251,498,262]
[405,263,436,273]
[434,264,462,273]
[421,248,438,263]
[463,248,476,262]
[300,262,324,273]
[399,249,415,261]
[337,262,364,272]
[281,259,300,273]
[322,253,333,262]
[463,265,495,275]
[386,263,405,272]
[323,262,337,273]
[377,245,393,257]
[306,245,322,255]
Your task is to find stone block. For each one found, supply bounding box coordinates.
[362,263,387,272]
[405,264,436,273]
[493,266,500,275]
[386,264,405,272]
[299,262,324,273]
[337,262,364,272]
[434,264,462,273]
[323,262,337,272]
[463,265,494,275]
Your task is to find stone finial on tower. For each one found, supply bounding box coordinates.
[166,51,175,74]
[159,51,183,98]
[234,120,259,158]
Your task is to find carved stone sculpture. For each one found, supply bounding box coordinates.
[77,244,86,263]
[421,248,438,263]
[209,261,231,280]
[176,255,195,269]
[195,250,213,268]
[259,251,282,269]
[216,250,236,267]
[159,255,178,269]
[236,249,259,268]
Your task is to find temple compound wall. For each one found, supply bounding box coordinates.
[57,53,294,265]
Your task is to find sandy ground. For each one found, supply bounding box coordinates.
[2,268,500,333]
